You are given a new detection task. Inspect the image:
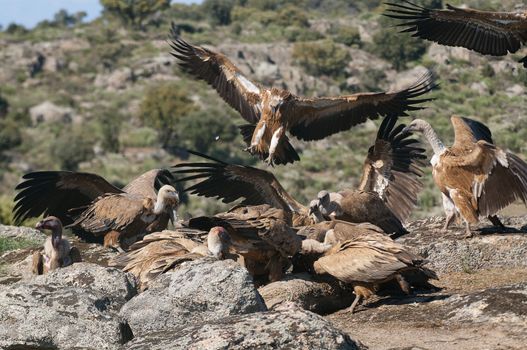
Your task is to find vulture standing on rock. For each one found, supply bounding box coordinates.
[404,116,527,237]
[173,116,426,237]
[169,23,437,165]
[188,204,302,283]
[385,1,527,68]
[109,226,232,290]
[13,169,179,249]
[32,216,82,275]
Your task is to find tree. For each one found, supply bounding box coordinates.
[100,0,170,27]
[292,40,350,77]
[51,127,95,171]
[202,0,236,26]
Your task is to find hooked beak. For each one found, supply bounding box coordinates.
[35,221,45,231]
[402,125,413,134]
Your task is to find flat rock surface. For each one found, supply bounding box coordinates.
[0,263,137,350]
[120,259,267,337]
[125,306,366,350]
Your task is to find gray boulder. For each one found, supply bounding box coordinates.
[125,305,365,350]
[29,101,74,125]
[0,263,137,349]
[120,259,267,337]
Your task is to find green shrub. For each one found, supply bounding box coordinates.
[0,119,22,152]
[51,127,95,171]
[202,0,236,25]
[332,25,361,47]
[100,0,170,27]
[292,40,350,77]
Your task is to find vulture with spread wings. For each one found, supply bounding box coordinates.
[404,116,527,237]
[385,1,527,68]
[169,24,436,165]
[13,169,180,249]
[173,116,426,237]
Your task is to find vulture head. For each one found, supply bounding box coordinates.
[155,185,180,224]
[36,216,63,249]
[402,119,428,134]
[316,190,335,217]
[308,199,324,223]
[207,226,231,259]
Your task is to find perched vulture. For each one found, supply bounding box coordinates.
[109,226,231,290]
[308,234,436,313]
[188,204,302,283]
[32,216,82,275]
[313,115,426,237]
[69,185,180,250]
[169,23,437,165]
[404,116,527,237]
[385,1,527,68]
[13,169,178,248]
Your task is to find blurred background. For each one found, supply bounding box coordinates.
[0,0,525,225]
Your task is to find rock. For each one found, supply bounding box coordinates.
[120,259,267,337]
[29,101,74,125]
[389,65,430,91]
[0,263,137,349]
[0,224,45,243]
[506,84,525,97]
[125,306,365,350]
[258,273,353,314]
[470,81,488,95]
[94,67,135,90]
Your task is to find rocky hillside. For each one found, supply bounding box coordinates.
[0,0,526,224]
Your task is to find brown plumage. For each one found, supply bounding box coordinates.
[109,227,231,290]
[188,204,302,283]
[312,235,436,313]
[173,116,425,234]
[405,116,527,237]
[32,216,81,275]
[69,185,180,250]
[169,24,436,165]
[385,1,527,68]
[13,169,178,245]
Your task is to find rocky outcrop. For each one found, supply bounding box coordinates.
[120,259,266,337]
[126,305,366,350]
[0,263,137,349]
[29,101,75,125]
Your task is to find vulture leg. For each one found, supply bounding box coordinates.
[441,193,457,231]
[265,126,284,166]
[104,231,122,250]
[246,122,266,153]
[395,274,412,295]
[346,294,362,314]
[464,221,474,238]
[443,212,457,231]
[31,251,44,275]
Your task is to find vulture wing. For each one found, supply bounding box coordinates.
[451,115,494,149]
[171,150,305,213]
[385,1,527,57]
[169,23,262,123]
[68,193,147,236]
[13,171,122,225]
[123,169,176,200]
[314,239,409,283]
[288,72,436,141]
[358,115,426,221]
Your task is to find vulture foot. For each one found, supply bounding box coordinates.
[264,155,275,167]
[345,295,362,314]
[443,213,457,231]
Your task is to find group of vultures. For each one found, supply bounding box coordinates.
[12,2,527,313]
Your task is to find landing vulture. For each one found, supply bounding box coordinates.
[173,116,425,237]
[385,1,527,68]
[404,116,527,237]
[109,227,231,290]
[13,169,179,248]
[169,23,437,165]
[310,235,437,313]
[32,216,82,275]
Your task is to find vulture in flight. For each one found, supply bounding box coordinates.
[404,116,527,237]
[173,116,426,237]
[169,23,437,165]
[306,234,436,313]
[385,1,527,68]
[32,216,82,275]
[109,226,232,290]
[13,169,179,249]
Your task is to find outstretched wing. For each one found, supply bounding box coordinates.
[385,1,527,56]
[171,150,305,213]
[123,169,176,200]
[288,72,436,141]
[169,23,262,123]
[13,171,123,225]
[358,116,426,221]
[451,115,494,149]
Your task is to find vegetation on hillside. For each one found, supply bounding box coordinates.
[0,0,525,224]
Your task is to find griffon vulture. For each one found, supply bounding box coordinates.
[173,116,426,237]
[109,226,232,290]
[169,24,437,165]
[310,235,436,313]
[188,204,302,283]
[385,1,527,68]
[14,169,179,249]
[32,216,82,275]
[404,116,527,237]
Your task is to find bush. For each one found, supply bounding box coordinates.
[332,25,361,47]
[0,119,22,152]
[202,0,236,25]
[97,114,122,153]
[139,82,197,149]
[292,40,350,77]
[51,127,95,171]
[100,0,170,27]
